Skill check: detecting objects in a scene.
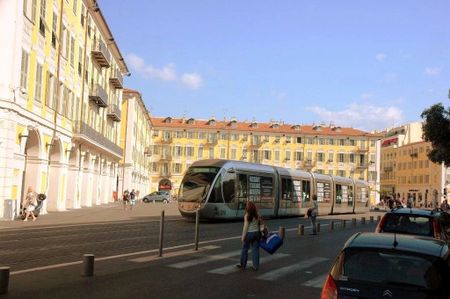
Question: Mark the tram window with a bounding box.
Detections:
[209,175,224,203]
[348,185,353,206]
[302,180,311,202]
[223,172,236,203]
[292,180,302,202]
[336,184,342,204]
[237,174,248,199]
[281,178,293,200]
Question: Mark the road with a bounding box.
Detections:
[0,204,381,299]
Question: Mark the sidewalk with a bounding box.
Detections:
[0,201,181,230]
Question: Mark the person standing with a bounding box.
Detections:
[22,186,37,221]
[310,194,319,235]
[441,199,449,212]
[237,201,261,271]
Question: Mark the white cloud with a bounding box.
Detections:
[271,90,287,102]
[306,102,403,131]
[126,53,204,89]
[424,67,441,76]
[360,93,373,100]
[180,73,203,89]
[376,53,386,62]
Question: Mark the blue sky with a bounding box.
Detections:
[101,0,450,131]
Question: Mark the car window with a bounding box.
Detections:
[382,214,433,236]
[341,249,445,289]
[439,214,450,240]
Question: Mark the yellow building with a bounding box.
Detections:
[149,117,380,203]
[380,122,449,207]
[0,0,128,219]
[119,89,152,198]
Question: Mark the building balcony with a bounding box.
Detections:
[160,154,172,161]
[106,104,121,122]
[357,163,368,169]
[73,121,122,157]
[356,147,368,152]
[304,159,315,168]
[89,84,108,108]
[384,166,393,172]
[109,68,123,89]
[206,138,218,145]
[91,40,111,68]
[157,138,172,144]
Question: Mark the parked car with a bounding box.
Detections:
[375,208,450,243]
[321,232,450,299]
[142,191,171,203]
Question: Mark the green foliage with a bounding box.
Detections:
[421,103,450,166]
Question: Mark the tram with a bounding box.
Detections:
[178,159,370,220]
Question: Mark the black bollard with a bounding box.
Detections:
[298,224,304,235]
[278,226,286,239]
[83,254,94,277]
[159,210,165,257]
[0,267,10,294]
[194,209,200,251]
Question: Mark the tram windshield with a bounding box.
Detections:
[179,167,220,202]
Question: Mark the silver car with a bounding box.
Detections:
[143,191,171,203]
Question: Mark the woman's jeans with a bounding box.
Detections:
[240,231,260,268]
[311,215,317,234]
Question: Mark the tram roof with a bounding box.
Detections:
[190,159,276,173]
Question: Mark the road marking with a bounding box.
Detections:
[256,257,328,281]
[11,261,83,275]
[169,250,241,269]
[208,253,291,275]
[129,245,220,263]
[302,273,328,288]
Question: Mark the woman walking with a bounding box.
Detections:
[237,201,261,271]
[22,186,37,221]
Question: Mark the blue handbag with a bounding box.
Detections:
[259,233,283,254]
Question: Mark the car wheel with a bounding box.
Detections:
[163,199,168,204]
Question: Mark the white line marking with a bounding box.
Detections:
[9,222,329,275]
[169,250,241,269]
[208,253,291,275]
[129,245,220,263]
[302,273,328,288]
[256,257,329,281]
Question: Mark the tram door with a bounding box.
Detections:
[222,171,238,217]
[235,173,248,218]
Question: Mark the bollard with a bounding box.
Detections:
[159,210,165,257]
[377,215,381,222]
[352,218,356,227]
[370,216,374,223]
[83,254,94,277]
[278,226,286,239]
[298,224,304,235]
[342,219,346,228]
[316,223,320,233]
[0,267,10,295]
[194,209,200,251]
[361,217,366,225]
[329,220,334,231]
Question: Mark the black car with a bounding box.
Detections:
[322,232,450,299]
[375,208,450,243]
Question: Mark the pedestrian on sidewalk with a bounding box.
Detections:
[308,194,319,235]
[123,189,130,210]
[237,201,261,271]
[22,186,37,221]
[129,189,136,210]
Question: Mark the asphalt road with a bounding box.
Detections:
[0,210,380,299]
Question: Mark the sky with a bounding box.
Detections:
[100,0,450,132]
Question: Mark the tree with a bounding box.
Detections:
[421,103,450,167]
